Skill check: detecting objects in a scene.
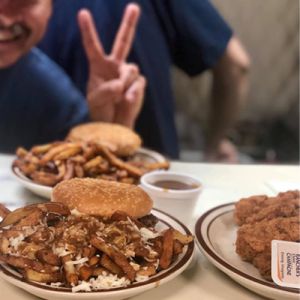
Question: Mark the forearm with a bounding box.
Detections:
[205,37,250,157]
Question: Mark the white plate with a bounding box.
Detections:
[11,148,168,199]
[0,208,194,300]
[12,166,52,198]
[195,203,300,300]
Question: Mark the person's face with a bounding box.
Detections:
[0,0,52,68]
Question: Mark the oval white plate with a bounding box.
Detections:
[11,148,168,199]
[195,203,300,300]
[0,208,194,300]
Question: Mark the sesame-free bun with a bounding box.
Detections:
[51,178,153,218]
[66,122,142,156]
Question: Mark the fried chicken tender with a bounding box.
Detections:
[236,216,300,280]
[234,190,299,225]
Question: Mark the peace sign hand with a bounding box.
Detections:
[78,4,145,127]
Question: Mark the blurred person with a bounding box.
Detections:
[39,0,250,162]
[0,0,145,153]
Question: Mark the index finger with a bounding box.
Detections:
[112,3,141,62]
[78,9,105,65]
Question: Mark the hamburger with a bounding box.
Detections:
[51,178,153,218]
[66,122,142,157]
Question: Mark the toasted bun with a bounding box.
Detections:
[51,178,153,218]
[66,122,142,156]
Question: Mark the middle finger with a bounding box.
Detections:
[111,4,141,62]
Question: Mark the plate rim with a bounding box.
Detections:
[0,208,194,295]
[195,202,300,294]
[11,164,52,191]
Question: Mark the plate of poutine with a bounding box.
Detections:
[0,202,194,300]
[12,141,169,199]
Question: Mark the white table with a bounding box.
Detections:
[0,154,299,300]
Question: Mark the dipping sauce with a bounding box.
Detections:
[152,180,200,190]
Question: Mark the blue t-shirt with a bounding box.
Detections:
[39,0,232,158]
[0,48,89,153]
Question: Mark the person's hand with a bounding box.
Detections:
[78,4,145,128]
[204,138,239,163]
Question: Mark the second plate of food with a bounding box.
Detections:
[12,147,168,199]
[195,203,300,300]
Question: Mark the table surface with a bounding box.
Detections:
[0,154,299,300]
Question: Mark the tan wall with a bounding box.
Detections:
[174,0,299,126]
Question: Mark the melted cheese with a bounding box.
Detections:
[140,227,160,242]
[72,274,130,292]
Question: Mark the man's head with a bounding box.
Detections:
[0,0,52,68]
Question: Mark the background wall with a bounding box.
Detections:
[174,0,299,163]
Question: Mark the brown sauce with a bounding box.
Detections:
[152,180,199,190]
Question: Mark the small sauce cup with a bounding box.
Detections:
[140,171,202,220]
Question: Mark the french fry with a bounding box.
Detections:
[97,174,118,181]
[173,229,194,244]
[133,242,150,257]
[16,147,28,158]
[136,263,156,277]
[24,153,40,164]
[20,243,44,260]
[31,143,53,155]
[79,265,93,281]
[120,177,135,184]
[173,240,184,256]
[144,161,170,171]
[70,155,86,164]
[62,254,79,286]
[74,164,85,178]
[88,255,99,266]
[13,160,37,176]
[15,209,43,227]
[91,236,136,281]
[63,160,75,180]
[97,145,143,177]
[82,144,98,160]
[83,156,103,171]
[37,202,70,216]
[115,170,128,178]
[82,246,96,258]
[27,228,52,244]
[24,269,62,283]
[97,160,110,173]
[100,254,123,276]
[159,229,174,269]
[40,143,77,164]
[0,254,57,273]
[151,236,163,257]
[36,249,61,266]
[0,203,10,218]
[30,171,61,186]
[1,229,24,239]
[0,206,37,228]
[0,238,10,254]
[93,267,108,276]
[54,145,82,161]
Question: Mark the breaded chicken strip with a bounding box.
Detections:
[234,190,299,225]
[236,216,300,280]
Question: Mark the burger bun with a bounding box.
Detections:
[51,178,153,218]
[66,122,142,157]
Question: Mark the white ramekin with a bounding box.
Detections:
[140,170,202,200]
